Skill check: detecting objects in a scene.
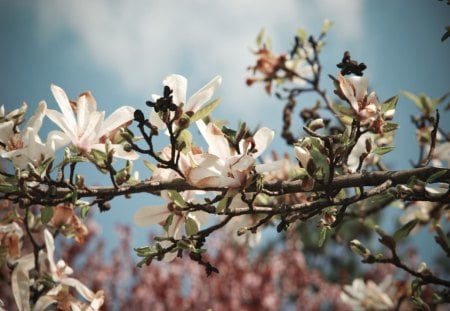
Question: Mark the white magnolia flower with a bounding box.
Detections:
[46,84,138,160]
[149,74,221,129]
[340,276,396,311]
[185,121,280,188]
[11,229,104,311]
[134,190,209,261]
[0,102,65,169]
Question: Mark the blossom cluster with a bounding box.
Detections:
[1,41,449,309]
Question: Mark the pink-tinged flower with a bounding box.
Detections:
[184,121,279,188]
[0,222,23,260]
[10,230,104,311]
[149,74,221,129]
[46,84,138,160]
[134,190,209,261]
[0,102,65,169]
[34,230,104,310]
[340,276,397,310]
[336,73,385,132]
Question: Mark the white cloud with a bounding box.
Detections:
[34,0,364,124]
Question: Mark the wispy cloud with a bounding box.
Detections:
[35,0,364,124]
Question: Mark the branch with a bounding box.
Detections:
[27,166,449,204]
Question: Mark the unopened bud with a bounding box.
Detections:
[308,118,325,131]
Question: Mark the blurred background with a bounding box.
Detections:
[1,0,449,284]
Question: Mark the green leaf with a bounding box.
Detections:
[381,95,398,114]
[189,98,221,124]
[318,227,328,247]
[0,182,17,193]
[80,205,90,219]
[41,206,54,224]
[185,216,199,236]
[162,214,174,233]
[350,239,371,259]
[176,129,193,154]
[167,190,187,208]
[333,103,355,117]
[393,219,419,242]
[402,90,423,110]
[373,145,395,156]
[375,226,396,250]
[321,19,334,34]
[256,28,265,46]
[426,169,448,183]
[143,160,157,172]
[383,122,399,133]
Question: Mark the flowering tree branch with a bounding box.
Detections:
[1,18,449,310]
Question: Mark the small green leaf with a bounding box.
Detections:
[90,149,107,163]
[318,227,328,247]
[143,160,156,172]
[382,122,399,133]
[333,104,356,117]
[402,90,423,110]
[189,98,221,124]
[373,145,395,156]
[375,226,396,250]
[426,169,448,183]
[176,129,192,154]
[393,219,419,242]
[41,206,54,224]
[381,96,398,114]
[0,182,17,193]
[256,28,265,46]
[162,214,174,233]
[167,190,187,208]
[80,205,90,219]
[349,239,371,259]
[185,216,199,236]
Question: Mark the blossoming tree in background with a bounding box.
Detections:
[1,16,449,311]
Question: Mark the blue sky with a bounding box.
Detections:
[1,1,449,259]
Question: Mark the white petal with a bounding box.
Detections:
[46,110,77,143]
[50,84,77,130]
[134,205,170,227]
[251,127,274,158]
[46,130,70,151]
[24,101,46,133]
[61,277,95,301]
[78,111,104,150]
[186,75,222,112]
[101,106,135,135]
[149,109,167,129]
[255,159,284,173]
[0,120,14,143]
[163,74,187,106]
[33,296,57,311]
[44,229,56,274]
[198,121,231,158]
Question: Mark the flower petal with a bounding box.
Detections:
[186,75,222,112]
[50,84,77,130]
[100,106,135,135]
[163,74,187,106]
[134,205,170,227]
[251,127,274,158]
